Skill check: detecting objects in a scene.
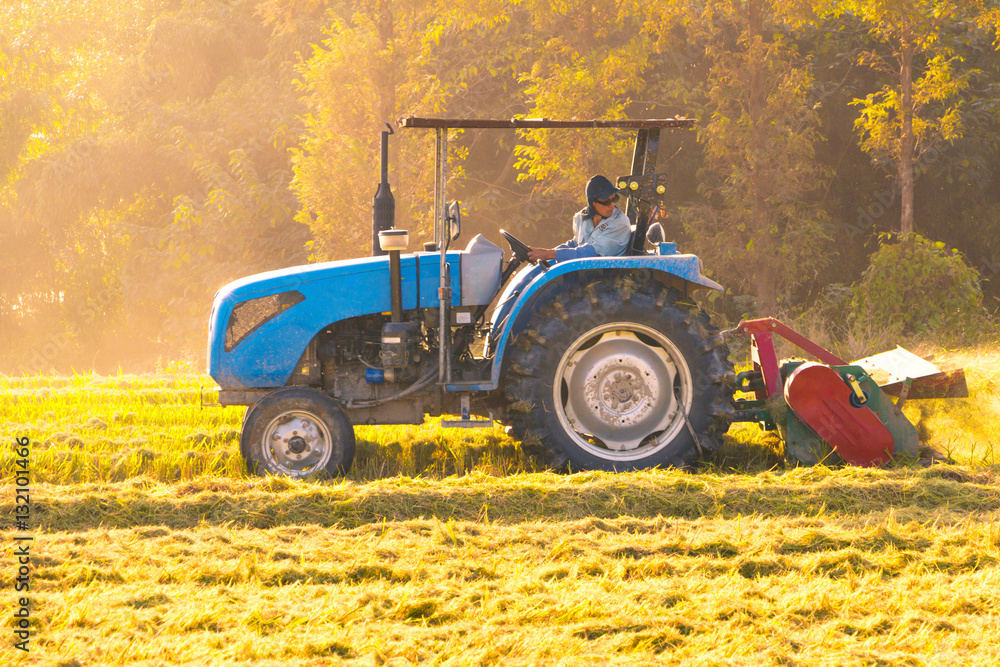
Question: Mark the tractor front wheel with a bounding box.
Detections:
[503,279,734,470]
[241,387,355,478]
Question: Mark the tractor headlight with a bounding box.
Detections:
[224,291,304,352]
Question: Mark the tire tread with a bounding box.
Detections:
[500,278,735,471]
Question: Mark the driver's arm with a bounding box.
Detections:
[527,247,557,262]
[526,209,594,263]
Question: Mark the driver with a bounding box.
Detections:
[527,175,631,263]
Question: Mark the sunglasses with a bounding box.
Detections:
[594,195,619,206]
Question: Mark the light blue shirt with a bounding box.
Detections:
[554,207,631,262]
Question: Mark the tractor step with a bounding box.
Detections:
[440,419,494,428]
[440,393,494,429]
[443,380,494,392]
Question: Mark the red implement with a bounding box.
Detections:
[736,318,848,401]
[784,362,894,467]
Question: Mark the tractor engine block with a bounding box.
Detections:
[380,321,422,368]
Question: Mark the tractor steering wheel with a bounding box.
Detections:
[499,229,550,271]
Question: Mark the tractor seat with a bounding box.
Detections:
[626,215,650,256]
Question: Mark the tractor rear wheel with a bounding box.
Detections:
[241,387,355,478]
[502,279,734,470]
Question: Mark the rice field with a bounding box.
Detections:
[1,348,999,665]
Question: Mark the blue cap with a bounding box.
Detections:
[585,175,622,203]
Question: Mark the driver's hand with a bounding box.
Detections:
[527,247,557,263]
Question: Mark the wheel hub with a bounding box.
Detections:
[558,326,690,455]
[603,370,645,410]
[287,435,308,454]
[263,412,331,472]
[590,363,655,421]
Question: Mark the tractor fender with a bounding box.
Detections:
[488,254,723,388]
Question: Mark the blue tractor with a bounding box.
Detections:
[207,117,736,477]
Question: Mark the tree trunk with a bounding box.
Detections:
[374,0,396,129]
[578,3,594,44]
[746,0,778,311]
[899,26,915,236]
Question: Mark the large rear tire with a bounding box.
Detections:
[502,278,734,470]
[241,387,355,478]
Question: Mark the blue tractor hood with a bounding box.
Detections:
[207,252,463,389]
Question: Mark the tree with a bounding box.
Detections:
[292,0,432,260]
[0,0,174,371]
[292,0,532,259]
[0,0,323,371]
[663,0,831,311]
[514,0,655,198]
[837,0,986,235]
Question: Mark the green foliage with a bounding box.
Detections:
[3,0,1000,373]
[0,0,318,370]
[852,54,973,166]
[292,0,536,259]
[291,1,438,260]
[513,0,652,197]
[852,234,987,339]
[676,0,831,310]
[834,0,990,234]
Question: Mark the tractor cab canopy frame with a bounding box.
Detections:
[395,116,698,386]
[396,115,697,249]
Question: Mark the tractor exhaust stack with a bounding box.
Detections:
[372,123,395,257]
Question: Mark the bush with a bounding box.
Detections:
[851,234,986,340]
[806,283,854,337]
